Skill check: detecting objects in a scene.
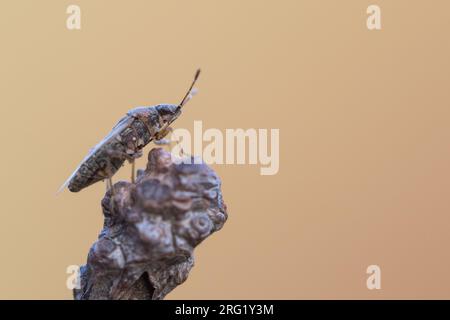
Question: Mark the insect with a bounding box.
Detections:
[59,69,201,193]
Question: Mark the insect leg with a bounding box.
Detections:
[107,176,117,213]
[107,177,115,194]
[101,155,116,195]
[131,160,135,184]
[106,147,142,184]
[155,127,186,157]
[126,149,142,184]
[155,126,173,143]
[154,138,171,145]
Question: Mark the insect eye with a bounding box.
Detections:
[157,105,175,116]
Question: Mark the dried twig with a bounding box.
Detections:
[74,148,228,300]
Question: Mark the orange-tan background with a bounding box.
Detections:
[0,0,449,299]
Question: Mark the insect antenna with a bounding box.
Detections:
[179,68,201,107]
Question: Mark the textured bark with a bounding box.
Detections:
[74,148,228,300]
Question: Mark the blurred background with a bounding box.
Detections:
[0,0,449,299]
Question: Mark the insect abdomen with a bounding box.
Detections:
[65,113,157,192]
[68,143,127,192]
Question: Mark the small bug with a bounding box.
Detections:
[59,69,201,193]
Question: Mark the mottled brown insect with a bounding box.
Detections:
[59,69,201,193]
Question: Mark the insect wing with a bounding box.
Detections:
[57,115,134,193]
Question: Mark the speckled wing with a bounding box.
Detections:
[58,115,135,193]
